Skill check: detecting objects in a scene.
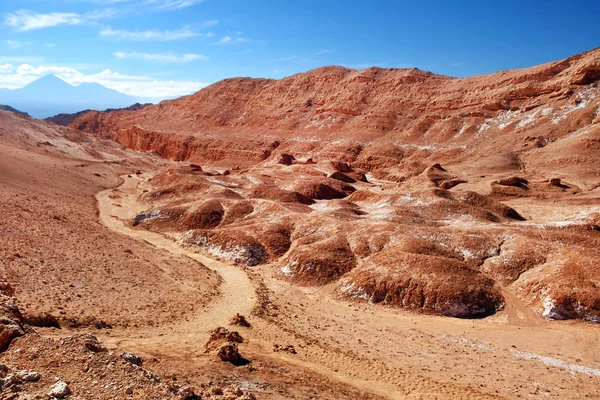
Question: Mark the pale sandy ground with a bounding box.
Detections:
[85,174,600,399]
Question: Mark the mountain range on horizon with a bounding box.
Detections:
[0,75,163,119]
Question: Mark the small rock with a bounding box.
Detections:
[16,370,41,382]
[125,387,134,396]
[48,380,70,399]
[217,342,242,363]
[120,351,143,366]
[84,334,107,352]
[229,313,251,328]
[273,344,297,354]
[2,374,21,387]
[178,386,196,399]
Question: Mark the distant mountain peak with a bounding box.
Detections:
[0,74,152,119]
[32,74,74,86]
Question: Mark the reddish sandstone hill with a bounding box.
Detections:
[67,48,600,323]
[70,47,600,172]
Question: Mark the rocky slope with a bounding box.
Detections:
[71,48,600,170]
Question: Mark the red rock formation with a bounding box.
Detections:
[70,47,600,322]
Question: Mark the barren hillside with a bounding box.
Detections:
[1,48,599,400]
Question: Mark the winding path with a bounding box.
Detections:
[96,175,257,345]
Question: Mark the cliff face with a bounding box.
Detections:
[70,48,600,169]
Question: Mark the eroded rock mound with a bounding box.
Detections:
[328,171,357,183]
[459,191,525,221]
[249,184,314,205]
[515,251,600,323]
[495,177,529,188]
[180,230,268,266]
[280,235,357,285]
[221,200,255,225]
[293,178,355,200]
[229,313,251,328]
[182,200,225,229]
[339,250,504,318]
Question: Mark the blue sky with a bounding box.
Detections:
[1,0,599,98]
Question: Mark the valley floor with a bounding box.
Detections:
[74,174,600,398]
[1,127,599,399]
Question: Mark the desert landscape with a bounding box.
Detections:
[1,44,600,399]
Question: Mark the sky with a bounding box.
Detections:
[1,0,599,99]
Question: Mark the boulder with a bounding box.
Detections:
[217,342,242,363]
[48,380,71,399]
[16,370,41,382]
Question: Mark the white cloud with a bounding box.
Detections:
[0,63,208,97]
[6,40,32,49]
[213,35,249,45]
[5,11,82,31]
[201,20,218,28]
[100,26,200,41]
[145,0,205,10]
[0,56,45,63]
[4,9,115,32]
[0,64,14,74]
[114,51,207,63]
[16,64,85,80]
